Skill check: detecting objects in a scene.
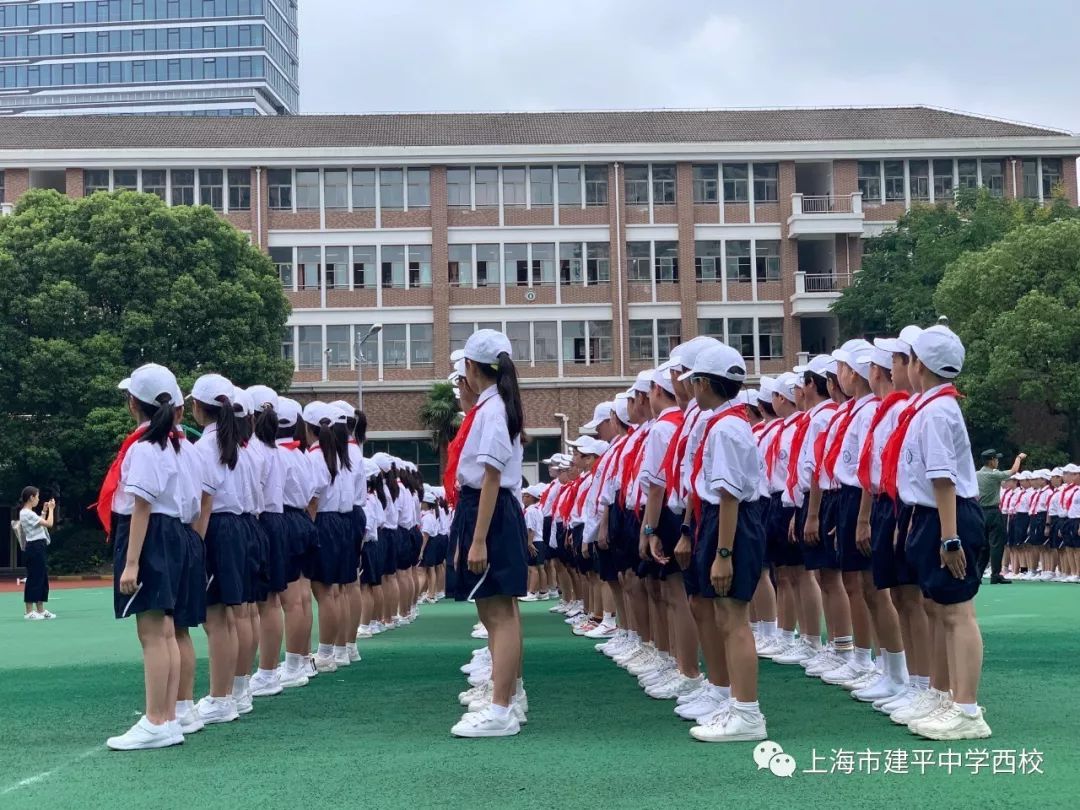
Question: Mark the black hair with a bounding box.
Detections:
[293,419,310,450]
[353,410,368,445]
[134,393,181,452]
[472,353,525,442]
[332,423,353,471]
[703,374,743,402]
[748,404,762,420]
[383,470,400,501]
[313,423,340,482]
[254,406,279,448]
[369,476,387,509]
[236,409,253,444]
[19,486,39,507]
[760,399,777,418]
[825,372,843,395]
[276,424,296,441]
[201,397,240,469]
[803,372,829,398]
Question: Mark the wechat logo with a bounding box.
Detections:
[754,740,796,778]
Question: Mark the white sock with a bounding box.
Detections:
[602,612,614,624]
[285,652,302,670]
[915,675,930,690]
[807,636,823,650]
[489,702,511,718]
[762,620,778,638]
[781,629,796,643]
[955,702,979,717]
[232,676,246,697]
[175,700,191,714]
[751,621,761,635]
[317,643,333,657]
[854,647,872,667]
[257,667,276,678]
[712,684,732,700]
[629,631,640,643]
[346,642,358,654]
[514,678,524,695]
[733,699,760,715]
[885,650,908,683]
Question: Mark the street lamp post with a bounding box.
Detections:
[355,324,382,412]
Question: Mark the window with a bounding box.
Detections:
[281,327,294,365]
[759,318,784,359]
[657,319,681,360]
[884,161,904,202]
[298,247,321,290]
[113,170,138,191]
[588,321,612,363]
[558,166,581,206]
[753,163,778,202]
[560,242,583,284]
[408,245,432,288]
[629,320,654,362]
[475,244,499,286]
[379,168,404,210]
[909,161,929,201]
[693,164,718,203]
[530,167,553,207]
[410,324,433,366]
[325,246,348,290]
[563,321,586,364]
[1022,159,1040,199]
[698,318,724,339]
[197,169,223,210]
[858,161,881,203]
[980,160,1004,197]
[585,165,608,206]
[295,170,319,210]
[506,243,528,286]
[171,169,195,206]
[628,242,651,282]
[502,167,526,207]
[625,164,649,205]
[726,240,752,282]
[142,170,166,200]
[933,159,954,199]
[227,169,250,210]
[695,240,722,282]
[534,322,558,363]
[326,325,350,368]
[475,168,499,207]
[297,326,321,370]
[268,168,291,210]
[85,169,110,195]
[270,246,293,289]
[381,245,406,289]
[450,323,471,355]
[506,322,531,363]
[655,241,678,282]
[1042,158,1062,197]
[354,323,378,365]
[323,169,348,210]
[723,163,748,202]
[755,240,781,282]
[351,169,375,209]
[447,168,471,207]
[586,243,609,284]
[729,318,755,359]
[448,244,473,287]
[532,243,555,285]
[652,164,676,205]
[407,168,430,208]
[352,245,376,289]
[958,159,978,190]
[382,324,407,367]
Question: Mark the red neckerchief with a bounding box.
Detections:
[1034,486,1053,513]
[572,472,594,518]
[557,476,584,522]
[95,426,148,539]
[823,394,880,483]
[633,410,683,513]
[857,390,910,491]
[689,404,749,519]
[880,385,961,501]
[443,395,494,507]
[280,440,302,450]
[1063,484,1079,511]
[539,481,555,507]
[752,422,765,436]
[662,404,702,500]
[813,400,849,481]
[591,431,631,508]
[765,414,799,483]
[619,426,651,502]
[785,402,836,500]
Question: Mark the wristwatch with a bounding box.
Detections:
[941,537,961,552]
[680,524,693,537]
[717,547,732,559]
[643,524,655,537]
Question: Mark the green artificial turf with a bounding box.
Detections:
[0,583,1074,809]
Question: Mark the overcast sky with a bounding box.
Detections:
[298,0,1080,133]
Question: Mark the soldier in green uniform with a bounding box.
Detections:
[976,449,1026,583]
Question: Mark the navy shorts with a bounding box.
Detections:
[907,498,985,605]
[797,497,838,571]
[360,534,383,586]
[694,500,765,602]
[395,527,414,572]
[765,493,801,568]
[410,526,424,568]
[335,508,361,585]
[446,515,459,596]
[422,532,444,567]
[242,514,268,603]
[379,526,398,575]
[453,486,528,602]
[205,512,249,607]
[835,484,872,572]
[1008,513,1029,547]
[1065,518,1080,549]
[594,506,619,582]
[528,540,545,567]
[1027,513,1048,546]
[637,505,682,580]
[311,511,345,586]
[283,506,318,583]
[258,511,289,598]
[571,524,590,575]
[174,526,207,629]
[870,494,912,589]
[554,523,570,565]
[112,513,185,620]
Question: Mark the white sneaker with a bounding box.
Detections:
[638,659,676,687]
[462,654,491,675]
[470,625,489,639]
[40,609,57,619]
[520,592,540,602]
[853,675,905,703]
[333,649,351,667]
[356,625,374,639]
[799,645,833,669]
[596,631,626,653]
[890,688,945,726]
[305,655,320,677]
[466,698,529,725]
[313,653,338,673]
[876,685,919,714]
[467,666,492,687]
[550,600,569,614]
[451,706,521,738]
[370,621,386,634]
[178,705,204,734]
[584,621,617,640]
[195,696,239,725]
[648,674,704,700]
[757,636,788,657]
[24,611,44,621]
[234,687,253,715]
[677,684,707,706]
[459,680,493,707]
[676,693,728,721]
[911,704,992,740]
[820,661,872,686]
[805,651,845,677]
[616,644,650,669]
[626,649,660,677]
[106,716,180,751]
[249,670,283,698]
[772,640,815,665]
[572,619,599,636]
[347,644,361,663]
[564,602,584,619]
[843,669,882,692]
[278,666,310,689]
[690,706,767,742]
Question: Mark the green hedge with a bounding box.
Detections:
[45,525,110,575]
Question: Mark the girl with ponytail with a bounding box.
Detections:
[328,401,364,663]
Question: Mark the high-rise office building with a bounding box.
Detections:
[0,0,298,116]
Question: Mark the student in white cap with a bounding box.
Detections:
[327,400,366,659]
[1062,465,1080,581]
[520,484,547,601]
[566,436,611,635]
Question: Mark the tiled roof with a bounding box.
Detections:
[0,106,1069,150]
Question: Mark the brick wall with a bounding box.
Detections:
[65,168,84,198]
[560,206,608,225]
[1062,157,1079,205]
[676,162,699,338]
[325,211,376,229]
[505,207,553,226]
[833,161,858,196]
[778,161,800,365]
[383,209,432,229]
[448,207,498,227]
[430,166,450,376]
[5,168,29,201]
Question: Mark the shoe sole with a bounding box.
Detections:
[914,727,992,741]
[250,687,283,697]
[201,713,239,725]
[451,726,521,738]
[690,730,768,742]
[107,737,181,751]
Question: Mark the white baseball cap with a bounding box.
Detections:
[583,402,613,432]
[232,387,254,418]
[422,490,438,505]
[464,329,513,365]
[450,349,466,363]
[613,397,632,426]
[189,373,234,407]
[758,376,777,399]
[1062,463,1080,474]
[524,484,547,499]
[861,346,894,371]
[898,325,924,352]
[912,325,964,379]
[302,400,335,427]
[329,399,355,418]
[678,343,747,382]
[652,364,676,396]
[793,354,835,377]
[833,340,874,380]
[668,336,721,371]
[247,385,279,413]
[774,372,798,403]
[372,452,394,473]
[363,458,380,479]
[276,396,302,428]
[632,370,653,394]
[120,363,181,407]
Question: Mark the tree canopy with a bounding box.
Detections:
[0,189,291,518]
[418,381,462,473]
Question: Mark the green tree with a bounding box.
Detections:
[833,189,1078,337]
[418,381,461,474]
[934,217,1080,463]
[0,189,291,522]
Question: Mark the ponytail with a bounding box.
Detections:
[495,352,525,442]
[383,470,400,501]
[369,477,387,509]
[353,410,368,445]
[315,423,340,482]
[332,423,352,471]
[206,396,240,469]
[293,419,310,451]
[255,406,278,448]
[136,393,181,452]
[236,410,253,444]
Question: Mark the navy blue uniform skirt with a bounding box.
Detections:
[452,486,528,602]
[22,539,49,604]
[113,512,186,619]
[694,499,765,602]
[258,511,289,599]
[395,527,414,572]
[907,498,985,605]
[379,527,398,576]
[205,512,249,608]
[283,506,318,583]
[1027,513,1048,546]
[637,505,683,580]
[834,484,872,572]
[175,526,207,628]
[1008,513,1029,547]
[242,513,268,604]
[359,528,384,587]
[870,494,913,590]
[1065,517,1080,549]
[765,493,800,568]
[338,508,362,585]
[409,526,424,569]
[797,495,838,571]
[422,531,445,567]
[311,511,346,586]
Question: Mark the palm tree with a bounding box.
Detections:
[418,381,461,474]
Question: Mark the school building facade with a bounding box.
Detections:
[0,108,1077,479]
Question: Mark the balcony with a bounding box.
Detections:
[787,192,864,237]
[791,270,853,315]
[0,203,12,216]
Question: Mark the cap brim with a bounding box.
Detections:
[117,377,131,391]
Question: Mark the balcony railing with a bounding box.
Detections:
[0,202,12,216]
[791,192,863,216]
[795,271,854,294]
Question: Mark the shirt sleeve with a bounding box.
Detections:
[475,410,513,472]
[640,422,675,488]
[920,409,959,484]
[122,443,168,504]
[708,423,751,500]
[193,439,223,496]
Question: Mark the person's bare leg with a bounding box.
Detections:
[715,600,757,701]
[818,569,851,649]
[750,570,777,633]
[842,570,873,652]
[176,626,196,703]
[204,604,237,697]
[925,601,950,693]
[136,612,178,725]
[692,595,728,687]
[477,596,521,707]
[665,576,701,677]
[257,594,284,671]
[796,567,823,645]
[776,566,798,634]
[311,583,338,646]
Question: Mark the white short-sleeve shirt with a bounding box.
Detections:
[524,503,544,540]
[897,384,978,508]
[639,407,681,490]
[797,400,838,494]
[816,399,852,490]
[694,399,762,505]
[862,394,909,493]
[278,439,315,509]
[457,386,524,490]
[19,508,49,543]
[421,510,439,537]
[307,446,336,513]
[194,425,245,515]
[114,437,183,518]
[834,393,879,489]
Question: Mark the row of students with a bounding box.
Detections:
[999,466,1080,581]
[101,364,435,751]
[544,323,992,742]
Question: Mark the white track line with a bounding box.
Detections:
[1,747,100,796]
